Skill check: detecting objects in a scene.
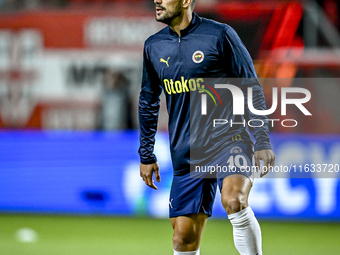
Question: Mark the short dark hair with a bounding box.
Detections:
[191,0,197,9]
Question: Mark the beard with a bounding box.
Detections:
[155,2,182,25]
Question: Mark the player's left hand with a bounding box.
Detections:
[254,149,275,177]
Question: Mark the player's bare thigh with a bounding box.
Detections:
[220,174,252,215]
[171,213,208,252]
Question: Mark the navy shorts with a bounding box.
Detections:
[169,142,254,218]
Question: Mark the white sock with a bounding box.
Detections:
[228,207,262,255]
[173,249,200,255]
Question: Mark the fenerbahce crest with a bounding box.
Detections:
[192,50,204,63]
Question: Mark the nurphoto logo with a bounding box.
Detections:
[200,84,312,128]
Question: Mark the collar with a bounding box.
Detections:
[168,12,201,37]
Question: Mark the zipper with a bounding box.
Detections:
[179,35,182,63]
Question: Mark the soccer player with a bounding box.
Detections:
[139,0,275,254]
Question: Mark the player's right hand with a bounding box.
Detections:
[140,162,161,190]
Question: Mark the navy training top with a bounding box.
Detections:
[138,12,272,175]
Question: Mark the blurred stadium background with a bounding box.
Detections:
[0,0,339,254]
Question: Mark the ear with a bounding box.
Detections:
[182,0,192,9]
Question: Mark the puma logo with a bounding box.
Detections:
[160,57,170,67]
[169,198,174,209]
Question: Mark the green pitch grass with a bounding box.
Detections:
[0,214,339,255]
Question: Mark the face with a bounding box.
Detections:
[154,0,183,25]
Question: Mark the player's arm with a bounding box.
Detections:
[223,26,275,177]
[138,43,162,189]
[244,82,275,177]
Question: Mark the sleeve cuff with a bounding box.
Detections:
[254,143,272,152]
[140,157,157,165]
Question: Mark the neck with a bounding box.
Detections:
[169,11,193,36]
